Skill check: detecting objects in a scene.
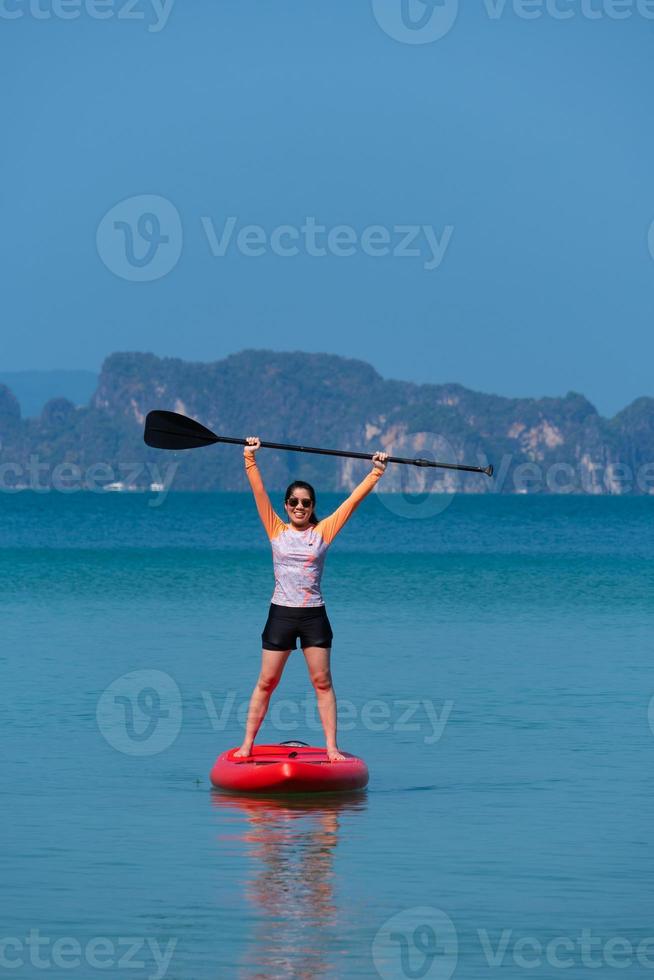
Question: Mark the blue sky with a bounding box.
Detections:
[1,0,653,417]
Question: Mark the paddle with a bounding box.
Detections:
[144,410,494,477]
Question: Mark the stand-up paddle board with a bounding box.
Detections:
[210,741,369,794]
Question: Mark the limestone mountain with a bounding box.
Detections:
[1,351,653,494]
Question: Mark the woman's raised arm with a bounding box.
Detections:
[244,438,286,541]
[317,452,388,545]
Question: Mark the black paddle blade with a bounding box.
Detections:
[144,410,219,450]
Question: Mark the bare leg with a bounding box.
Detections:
[303,646,345,762]
[233,649,292,757]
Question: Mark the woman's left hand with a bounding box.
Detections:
[372,451,388,473]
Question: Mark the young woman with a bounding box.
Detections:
[235,437,388,762]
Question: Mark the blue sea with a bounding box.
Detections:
[2,491,654,979]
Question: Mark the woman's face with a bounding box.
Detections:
[285,488,314,530]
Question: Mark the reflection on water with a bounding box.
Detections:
[211,792,367,978]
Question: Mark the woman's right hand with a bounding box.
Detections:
[244,436,261,457]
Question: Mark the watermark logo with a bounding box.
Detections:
[371,0,459,43]
[97,670,182,756]
[373,907,458,979]
[373,432,470,520]
[96,195,182,282]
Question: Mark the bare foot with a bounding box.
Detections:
[232,745,253,758]
[326,747,346,762]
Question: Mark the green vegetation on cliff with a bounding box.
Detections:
[1,351,653,494]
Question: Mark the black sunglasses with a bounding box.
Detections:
[287,496,313,509]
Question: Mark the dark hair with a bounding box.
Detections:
[284,480,319,525]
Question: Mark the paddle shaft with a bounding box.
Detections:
[213,434,491,476]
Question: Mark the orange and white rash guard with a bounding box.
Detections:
[245,455,382,607]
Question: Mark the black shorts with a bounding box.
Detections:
[261,603,334,651]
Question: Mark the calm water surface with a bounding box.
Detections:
[2,492,654,978]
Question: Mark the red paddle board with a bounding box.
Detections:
[210,743,369,794]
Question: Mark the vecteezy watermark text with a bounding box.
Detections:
[0,0,175,31]
[203,690,453,745]
[477,928,654,970]
[0,457,177,506]
[483,0,654,18]
[0,931,177,979]
[201,216,453,271]
[489,455,654,495]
